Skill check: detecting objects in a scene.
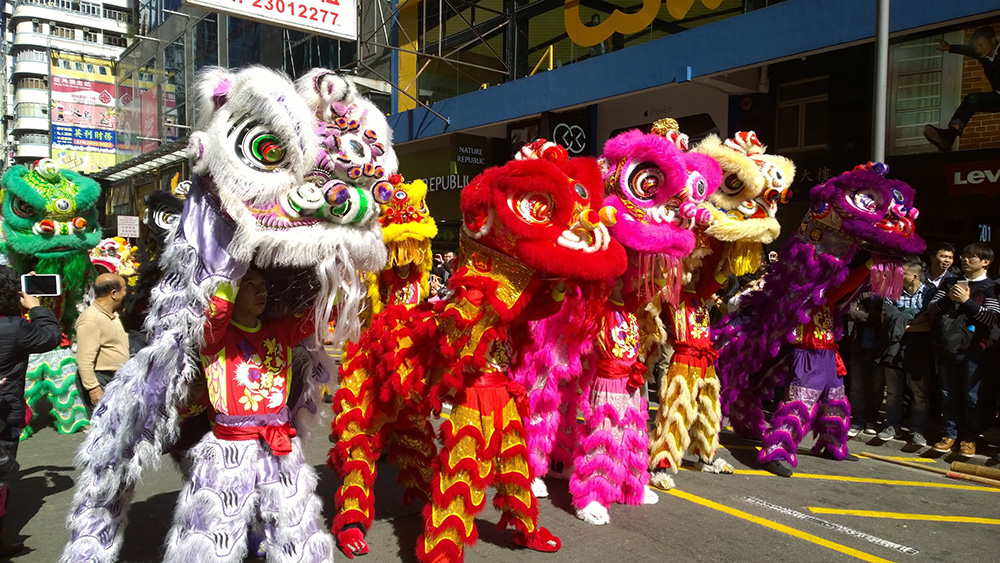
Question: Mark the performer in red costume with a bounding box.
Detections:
[161,267,334,561]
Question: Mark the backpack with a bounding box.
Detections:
[930,280,997,356]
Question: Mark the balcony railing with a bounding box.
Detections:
[14,0,131,26]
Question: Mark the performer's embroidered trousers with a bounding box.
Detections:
[759,348,852,466]
[570,375,650,509]
[163,435,333,563]
[648,356,722,473]
[417,385,538,563]
[331,364,436,534]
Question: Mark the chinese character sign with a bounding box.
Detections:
[50,52,117,173]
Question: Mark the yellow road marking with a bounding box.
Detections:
[733,470,996,492]
[868,455,937,463]
[661,488,894,563]
[806,507,1000,525]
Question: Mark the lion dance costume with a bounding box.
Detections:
[716,162,924,476]
[331,175,438,557]
[61,66,391,563]
[535,123,719,526]
[0,159,100,438]
[331,142,628,561]
[647,131,795,487]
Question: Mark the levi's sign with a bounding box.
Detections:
[944,159,1000,196]
[183,0,356,42]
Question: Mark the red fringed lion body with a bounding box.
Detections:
[330,142,626,561]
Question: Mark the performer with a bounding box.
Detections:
[162,267,332,561]
[331,141,628,562]
[646,131,794,489]
[564,121,719,525]
[62,65,390,563]
[332,176,439,558]
[648,250,733,491]
[714,163,925,479]
[0,159,101,438]
[758,260,872,477]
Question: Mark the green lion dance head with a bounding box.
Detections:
[0,158,101,328]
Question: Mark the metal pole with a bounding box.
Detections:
[873,0,889,162]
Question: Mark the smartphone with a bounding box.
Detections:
[21,274,62,296]
[955,279,970,288]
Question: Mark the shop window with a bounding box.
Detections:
[774,76,829,152]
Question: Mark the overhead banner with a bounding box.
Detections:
[182,0,357,42]
[50,76,116,108]
[50,52,117,173]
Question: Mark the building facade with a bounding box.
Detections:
[3,0,132,170]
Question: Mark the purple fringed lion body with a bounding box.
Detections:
[717,163,925,453]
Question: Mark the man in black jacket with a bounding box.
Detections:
[924,26,1000,151]
[0,266,62,555]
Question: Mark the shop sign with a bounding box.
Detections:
[183,0,357,42]
[944,159,1000,197]
[423,174,472,193]
[117,215,140,238]
[452,134,491,177]
[545,107,591,156]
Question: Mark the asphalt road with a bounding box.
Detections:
[6,410,1000,562]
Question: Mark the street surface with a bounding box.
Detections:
[6,407,1000,562]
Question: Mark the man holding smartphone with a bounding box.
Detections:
[0,266,62,555]
[75,274,129,412]
[928,243,999,457]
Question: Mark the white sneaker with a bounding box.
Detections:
[531,477,549,498]
[642,487,659,505]
[575,501,610,525]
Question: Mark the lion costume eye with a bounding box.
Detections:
[509,192,553,225]
[625,161,663,201]
[848,189,881,214]
[11,195,35,219]
[231,115,289,171]
[721,174,744,196]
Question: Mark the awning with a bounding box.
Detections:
[92,139,190,182]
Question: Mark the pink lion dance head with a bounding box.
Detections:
[600,118,722,302]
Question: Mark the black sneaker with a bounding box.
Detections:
[923,124,958,151]
[863,423,877,436]
[763,460,793,478]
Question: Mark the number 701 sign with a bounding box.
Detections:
[183,0,357,42]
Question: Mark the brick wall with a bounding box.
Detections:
[957,23,1000,150]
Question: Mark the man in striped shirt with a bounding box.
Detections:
[928,242,999,457]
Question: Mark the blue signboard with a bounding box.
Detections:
[51,124,117,152]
